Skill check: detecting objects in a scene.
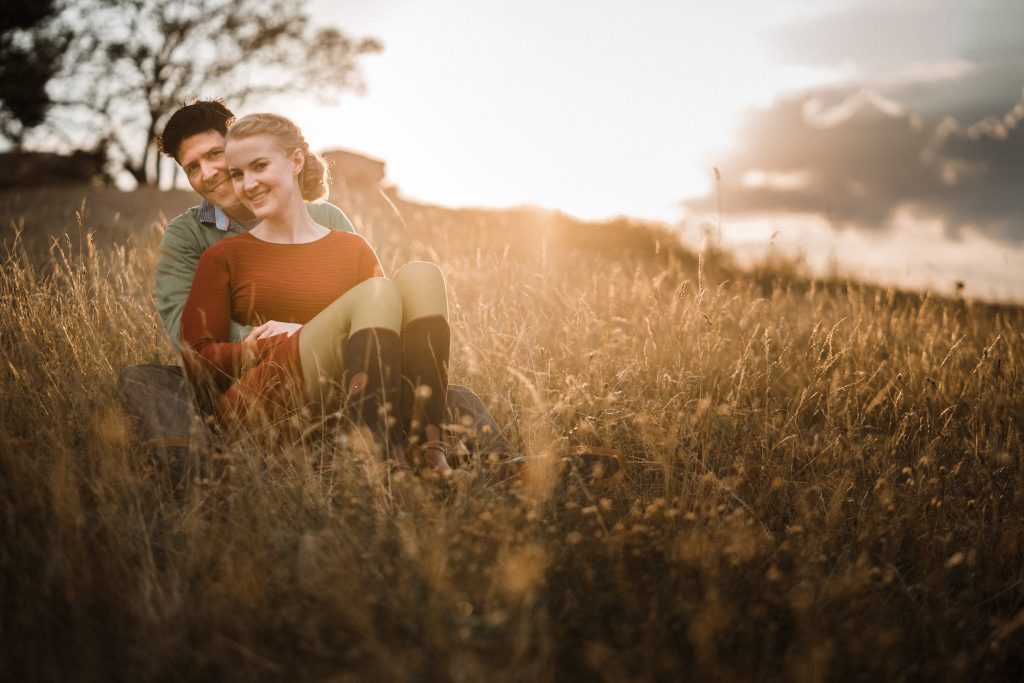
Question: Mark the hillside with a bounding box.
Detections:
[1,185,1022,681]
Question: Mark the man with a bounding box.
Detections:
[154,99,355,351]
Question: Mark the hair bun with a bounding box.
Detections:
[300,150,330,202]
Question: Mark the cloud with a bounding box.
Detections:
[765,0,1024,72]
[685,7,1024,243]
[764,4,949,73]
[933,94,1024,240]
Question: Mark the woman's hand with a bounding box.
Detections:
[245,320,302,341]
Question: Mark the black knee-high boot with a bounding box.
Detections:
[343,328,403,452]
[400,315,450,447]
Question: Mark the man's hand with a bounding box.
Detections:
[245,320,302,341]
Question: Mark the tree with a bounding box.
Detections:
[49,0,382,185]
[0,0,71,148]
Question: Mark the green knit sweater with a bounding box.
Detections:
[155,201,356,351]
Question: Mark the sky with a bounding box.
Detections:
[291,0,841,219]
[235,1,1024,300]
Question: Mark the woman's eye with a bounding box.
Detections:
[229,171,241,180]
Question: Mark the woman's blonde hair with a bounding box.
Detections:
[226,113,330,202]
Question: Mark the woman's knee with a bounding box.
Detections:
[393,261,444,292]
[392,262,447,322]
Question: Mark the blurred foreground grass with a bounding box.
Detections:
[1,185,1022,681]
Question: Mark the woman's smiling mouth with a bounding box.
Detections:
[247,189,269,204]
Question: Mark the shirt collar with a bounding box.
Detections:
[197,198,255,233]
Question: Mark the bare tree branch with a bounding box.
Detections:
[41,0,381,183]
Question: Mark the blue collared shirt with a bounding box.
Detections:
[196,199,259,233]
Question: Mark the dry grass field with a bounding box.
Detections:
[1,184,1022,681]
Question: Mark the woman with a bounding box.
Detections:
[180,113,452,475]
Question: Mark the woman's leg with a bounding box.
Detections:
[392,261,449,325]
[298,277,403,445]
[391,262,451,471]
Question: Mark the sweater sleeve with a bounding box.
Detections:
[359,235,383,280]
[155,214,204,353]
[155,212,253,352]
[180,247,243,387]
[179,247,285,390]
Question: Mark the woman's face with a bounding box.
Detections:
[225,134,304,219]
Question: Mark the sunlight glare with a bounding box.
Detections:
[291,0,830,222]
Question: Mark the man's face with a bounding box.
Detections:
[177,130,238,209]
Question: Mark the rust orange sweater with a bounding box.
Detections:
[180,230,381,421]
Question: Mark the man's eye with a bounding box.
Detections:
[185,165,199,177]
[209,150,222,158]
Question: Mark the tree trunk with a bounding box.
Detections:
[125,162,148,186]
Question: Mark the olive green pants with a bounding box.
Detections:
[298,261,449,412]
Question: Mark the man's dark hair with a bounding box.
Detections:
[157,99,235,162]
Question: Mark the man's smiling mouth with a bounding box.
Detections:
[206,178,230,194]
